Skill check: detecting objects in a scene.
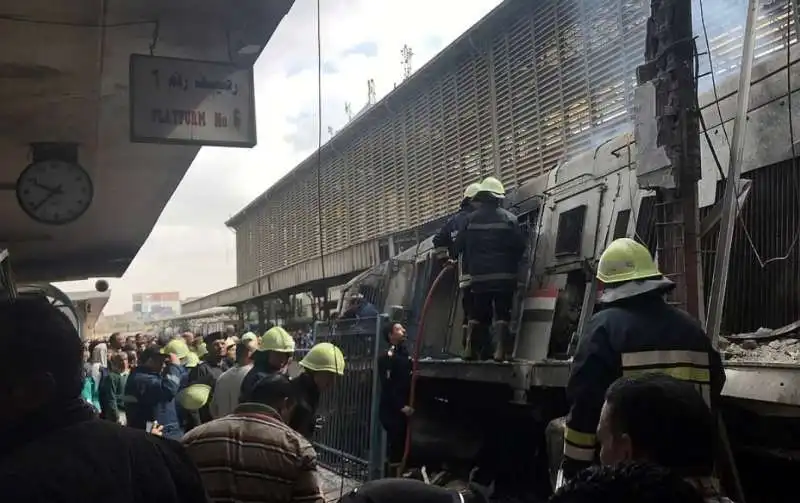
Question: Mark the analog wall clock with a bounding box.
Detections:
[15,159,94,225]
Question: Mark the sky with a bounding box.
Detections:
[56,0,504,315]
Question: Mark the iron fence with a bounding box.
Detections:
[310,316,386,482]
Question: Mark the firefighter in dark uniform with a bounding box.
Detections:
[239,326,296,402]
[433,182,481,353]
[454,176,526,361]
[560,238,726,481]
[289,342,346,438]
[377,321,413,472]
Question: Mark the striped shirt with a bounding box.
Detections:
[181,402,324,503]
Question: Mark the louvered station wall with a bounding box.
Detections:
[234,0,791,286]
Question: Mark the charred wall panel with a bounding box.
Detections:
[701,159,800,334]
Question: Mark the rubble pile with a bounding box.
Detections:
[721,334,800,364]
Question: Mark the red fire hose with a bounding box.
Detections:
[397,262,455,476]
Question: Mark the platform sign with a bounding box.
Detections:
[129,54,256,148]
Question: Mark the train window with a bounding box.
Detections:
[613,210,631,239]
[378,241,390,262]
[636,196,658,251]
[555,205,587,257]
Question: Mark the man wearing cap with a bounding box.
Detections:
[182,373,325,503]
[124,345,186,440]
[240,326,296,403]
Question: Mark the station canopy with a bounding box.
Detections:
[0,0,293,282]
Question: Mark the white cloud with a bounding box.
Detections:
[56,0,502,314]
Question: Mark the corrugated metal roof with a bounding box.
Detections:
[230,0,795,288]
[225,0,523,230]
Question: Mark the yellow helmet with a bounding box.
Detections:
[479,176,506,198]
[177,384,211,411]
[241,331,258,344]
[183,352,200,368]
[161,339,190,360]
[596,238,661,284]
[195,341,208,358]
[259,326,295,353]
[463,182,482,200]
[299,342,345,375]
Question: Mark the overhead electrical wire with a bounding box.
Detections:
[315,0,327,285]
[697,0,732,148]
[696,0,800,268]
[314,0,348,494]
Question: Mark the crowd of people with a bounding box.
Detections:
[0,231,739,502]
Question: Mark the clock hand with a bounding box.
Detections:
[32,179,58,193]
[31,184,63,211]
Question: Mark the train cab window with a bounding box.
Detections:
[613,209,631,239]
[555,205,587,257]
[636,196,658,251]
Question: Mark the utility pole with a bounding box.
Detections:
[344,102,352,121]
[634,4,752,501]
[634,0,702,319]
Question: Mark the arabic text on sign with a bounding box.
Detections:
[151,70,240,96]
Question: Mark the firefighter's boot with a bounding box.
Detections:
[492,322,513,362]
[463,322,479,360]
[476,324,494,361]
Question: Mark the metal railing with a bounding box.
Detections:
[310,315,386,482]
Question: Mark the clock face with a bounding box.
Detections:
[16,160,94,225]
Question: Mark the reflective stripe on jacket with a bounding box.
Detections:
[562,294,725,478]
[453,205,525,292]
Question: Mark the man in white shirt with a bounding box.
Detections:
[209,339,257,418]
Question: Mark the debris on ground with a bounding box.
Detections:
[318,466,359,502]
[721,319,800,364]
[722,335,800,364]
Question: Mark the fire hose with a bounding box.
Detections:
[397,262,455,476]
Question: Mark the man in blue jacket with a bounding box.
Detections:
[124,346,185,440]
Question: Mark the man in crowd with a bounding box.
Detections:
[596,374,734,502]
[378,322,413,473]
[0,296,208,502]
[184,332,232,428]
[240,326,296,401]
[562,238,725,479]
[210,339,257,418]
[99,351,130,425]
[109,332,125,354]
[182,373,324,503]
[340,292,379,320]
[289,342,346,438]
[551,462,705,503]
[124,346,185,440]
